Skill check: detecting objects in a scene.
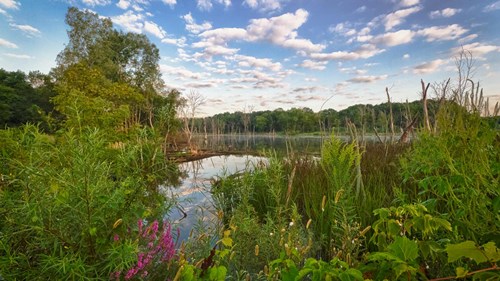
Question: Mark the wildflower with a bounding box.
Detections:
[125,268,137,280]
[270,232,274,236]
[289,221,294,227]
[113,234,120,242]
[138,219,143,235]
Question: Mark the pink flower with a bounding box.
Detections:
[113,234,120,242]
[138,219,143,235]
[125,268,137,280]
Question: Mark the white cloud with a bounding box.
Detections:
[458,34,478,44]
[355,6,367,13]
[81,0,111,7]
[195,9,324,56]
[182,13,212,34]
[162,0,176,7]
[198,28,247,43]
[429,8,461,19]
[144,20,166,39]
[483,1,500,12]
[245,9,325,52]
[298,59,328,70]
[384,5,422,31]
[0,38,18,48]
[395,0,419,8]
[0,0,20,9]
[116,0,130,9]
[329,22,356,37]
[451,42,500,57]
[244,0,282,12]
[417,24,468,42]
[4,52,32,59]
[233,54,282,71]
[347,74,388,83]
[217,0,231,8]
[160,64,207,80]
[111,10,144,33]
[413,59,445,74]
[403,53,410,59]
[161,36,186,47]
[310,44,384,61]
[9,23,41,37]
[203,45,240,57]
[197,0,212,11]
[372,29,414,46]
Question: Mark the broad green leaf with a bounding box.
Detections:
[456,267,468,278]
[221,237,232,247]
[339,269,364,281]
[388,236,419,262]
[482,242,500,262]
[181,265,195,281]
[446,241,487,264]
[209,266,227,281]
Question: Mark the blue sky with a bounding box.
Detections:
[1,0,499,116]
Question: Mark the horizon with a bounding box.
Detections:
[0,0,499,117]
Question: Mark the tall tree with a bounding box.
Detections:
[54,7,170,130]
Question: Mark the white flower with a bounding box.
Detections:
[289,221,294,227]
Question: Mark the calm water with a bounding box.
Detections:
[165,155,266,241]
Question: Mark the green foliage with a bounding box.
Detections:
[446,241,499,264]
[0,69,57,129]
[53,62,143,132]
[268,256,363,281]
[367,236,421,280]
[400,100,499,243]
[0,125,178,279]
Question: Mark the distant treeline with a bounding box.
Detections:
[1,66,437,135]
[190,100,441,135]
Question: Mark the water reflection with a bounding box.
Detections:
[166,155,266,241]
[193,134,327,155]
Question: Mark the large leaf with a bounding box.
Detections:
[446,241,487,264]
[388,236,419,262]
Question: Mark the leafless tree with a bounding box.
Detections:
[242,105,254,135]
[179,90,206,148]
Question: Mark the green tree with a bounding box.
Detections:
[55,7,170,130]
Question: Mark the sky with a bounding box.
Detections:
[0,0,499,116]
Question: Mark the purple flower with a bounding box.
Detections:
[138,219,143,235]
[113,234,120,242]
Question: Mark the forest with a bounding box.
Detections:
[1,7,499,281]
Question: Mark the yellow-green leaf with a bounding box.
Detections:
[455,267,468,278]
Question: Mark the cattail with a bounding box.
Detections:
[359,226,371,237]
[306,219,312,229]
[113,218,122,229]
[335,189,344,203]
[255,244,260,256]
[321,195,326,211]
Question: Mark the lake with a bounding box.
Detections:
[166,154,267,241]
